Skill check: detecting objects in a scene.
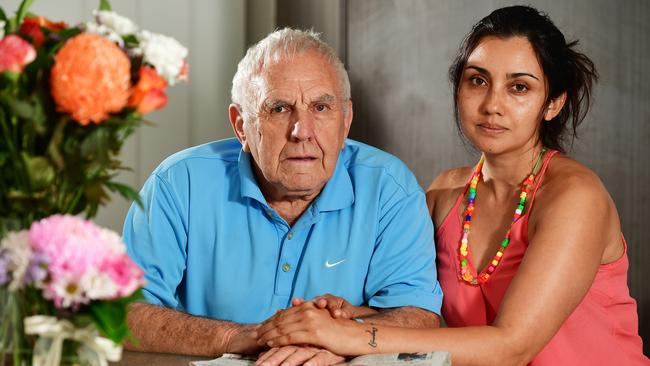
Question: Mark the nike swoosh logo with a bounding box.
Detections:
[325,259,346,268]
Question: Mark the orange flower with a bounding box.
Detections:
[30,16,68,31]
[128,66,168,114]
[50,33,131,125]
[178,60,189,82]
[0,35,36,73]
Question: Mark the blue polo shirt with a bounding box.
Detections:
[123,138,443,324]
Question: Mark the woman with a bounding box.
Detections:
[255,6,649,366]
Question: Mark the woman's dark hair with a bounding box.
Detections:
[449,5,599,153]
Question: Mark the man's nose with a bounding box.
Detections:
[290,112,315,141]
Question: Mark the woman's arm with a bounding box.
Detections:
[258,170,618,366]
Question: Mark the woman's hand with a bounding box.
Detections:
[257,301,364,356]
[291,294,378,319]
[255,346,345,366]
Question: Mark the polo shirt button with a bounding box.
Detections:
[287,232,293,240]
[282,263,291,272]
[266,210,273,217]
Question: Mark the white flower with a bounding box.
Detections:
[98,228,126,255]
[93,10,138,35]
[137,30,188,85]
[80,268,119,300]
[48,274,89,308]
[0,230,32,291]
[84,21,124,47]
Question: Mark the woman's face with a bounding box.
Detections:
[457,36,561,155]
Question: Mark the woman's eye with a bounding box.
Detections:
[512,83,528,93]
[470,76,486,86]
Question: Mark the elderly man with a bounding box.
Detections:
[123,28,443,361]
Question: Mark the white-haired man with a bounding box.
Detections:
[123,28,443,362]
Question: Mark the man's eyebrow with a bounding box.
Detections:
[466,65,539,80]
[309,94,336,103]
[262,99,291,109]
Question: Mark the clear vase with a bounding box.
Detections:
[0,289,30,366]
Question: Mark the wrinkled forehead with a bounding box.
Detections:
[247,52,341,107]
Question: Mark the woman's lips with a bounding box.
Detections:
[477,123,508,134]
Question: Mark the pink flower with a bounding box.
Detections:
[0,35,37,73]
[100,254,144,298]
[29,215,104,281]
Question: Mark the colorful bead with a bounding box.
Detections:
[457,149,546,285]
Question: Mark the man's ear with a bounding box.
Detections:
[229,104,249,152]
[543,92,567,121]
[341,100,353,149]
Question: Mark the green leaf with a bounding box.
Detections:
[14,0,34,30]
[89,291,143,343]
[47,117,68,169]
[0,7,7,23]
[105,181,142,208]
[21,152,55,191]
[4,98,35,120]
[80,127,111,165]
[99,0,112,11]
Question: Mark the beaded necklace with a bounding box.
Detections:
[459,148,546,285]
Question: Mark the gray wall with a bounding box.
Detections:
[278,0,650,354]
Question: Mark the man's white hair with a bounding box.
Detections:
[231,28,351,118]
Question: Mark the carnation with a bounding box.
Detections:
[93,10,138,35]
[84,21,124,46]
[137,30,188,84]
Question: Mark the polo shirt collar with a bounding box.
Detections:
[238,149,355,212]
[314,152,354,212]
[238,150,268,205]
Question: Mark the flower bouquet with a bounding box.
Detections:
[0,0,188,234]
[0,0,188,364]
[0,215,145,365]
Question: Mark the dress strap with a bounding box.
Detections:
[526,150,559,212]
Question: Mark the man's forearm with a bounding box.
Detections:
[126,302,260,356]
[357,306,440,328]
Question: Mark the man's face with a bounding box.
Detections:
[232,51,352,200]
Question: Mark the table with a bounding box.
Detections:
[111,351,210,366]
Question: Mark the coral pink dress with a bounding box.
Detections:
[435,151,649,365]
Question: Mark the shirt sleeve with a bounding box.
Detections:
[123,173,188,309]
[365,188,443,315]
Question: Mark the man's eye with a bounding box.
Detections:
[315,104,329,112]
[271,105,287,113]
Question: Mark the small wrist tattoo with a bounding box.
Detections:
[366,326,378,348]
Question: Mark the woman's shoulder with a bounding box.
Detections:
[532,153,623,263]
[535,154,619,230]
[541,154,609,198]
[426,166,474,225]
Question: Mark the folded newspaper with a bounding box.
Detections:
[190,352,451,366]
